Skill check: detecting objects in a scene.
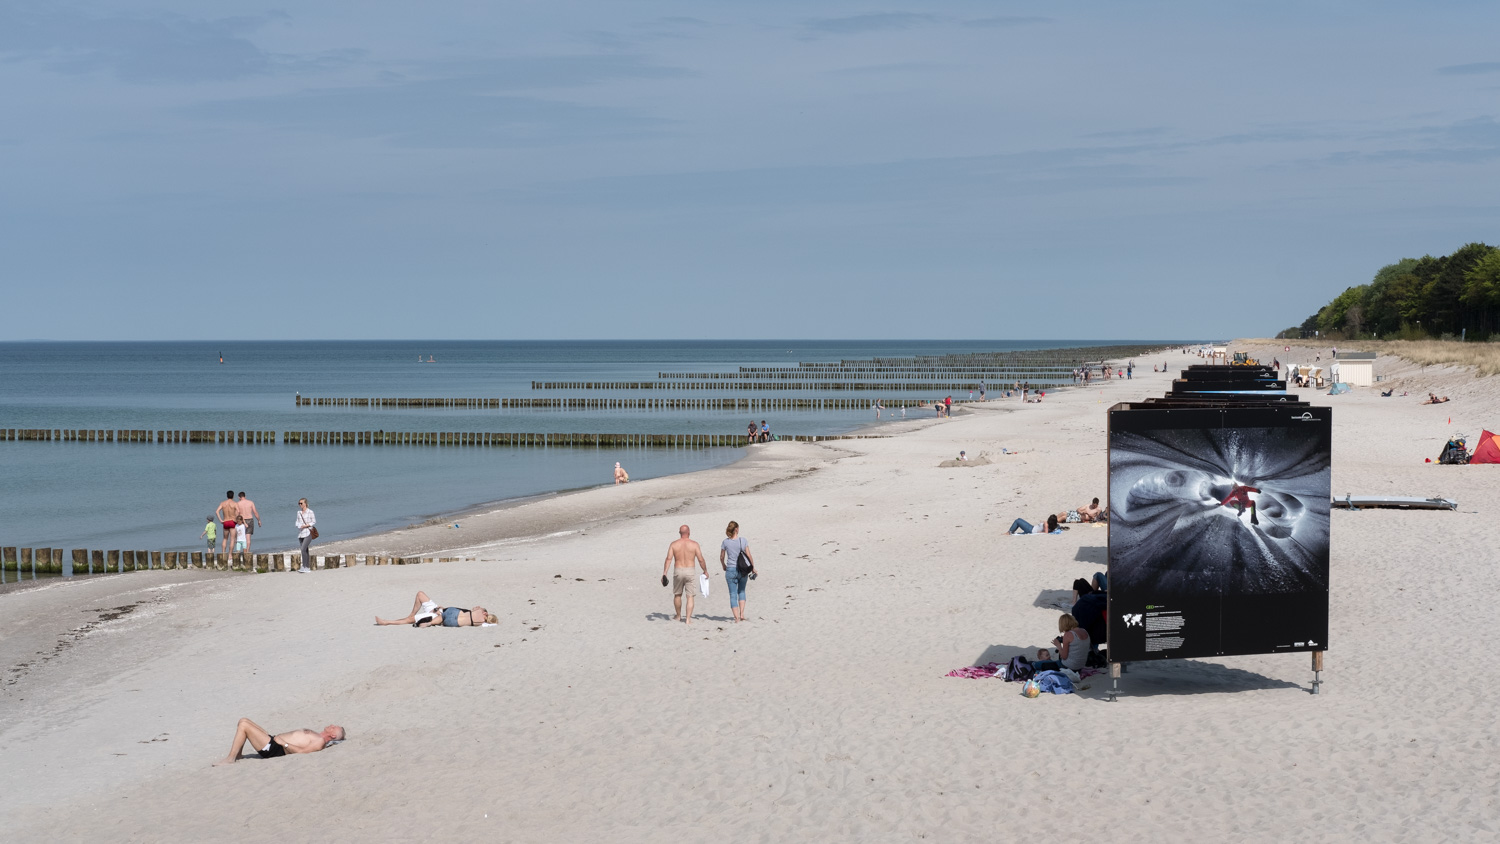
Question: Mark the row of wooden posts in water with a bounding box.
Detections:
[3,429,275,443]
[529,380,1064,391]
[2,429,885,447]
[295,396,947,410]
[654,368,1080,379]
[0,546,472,578]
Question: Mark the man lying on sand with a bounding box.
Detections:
[1423,393,1451,404]
[214,718,344,766]
[375,590,497,627]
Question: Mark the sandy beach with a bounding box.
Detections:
[5,344,1500,842]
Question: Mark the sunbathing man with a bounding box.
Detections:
[375,590,497,627]
[1220,484,1261,525]
[214,717,344,766]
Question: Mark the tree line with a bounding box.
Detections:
[1278,242,1500,341]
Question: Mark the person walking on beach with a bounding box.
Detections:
[662,525,708,625]
[719,520,757,623]
[236,491,262,552]
[201,516,216,552]
[214,491,238,556]
[614,462,630,484]
[294,498,316,572]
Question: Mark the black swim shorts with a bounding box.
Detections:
[257,739,287,759]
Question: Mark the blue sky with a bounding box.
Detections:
[2,1,1497,340]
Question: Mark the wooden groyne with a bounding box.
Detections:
[0,545,475,581]
[4,430,886,448]
[281,431,883,447]
[659,368,1078,379]
[2,429,276,443]
[528,380,1063,391]
[294,397,943,410]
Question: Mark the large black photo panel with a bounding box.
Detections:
[1107,406,1331,662]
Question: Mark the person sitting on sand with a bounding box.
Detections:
[614,462,630,484]
[1070,578,1108,649]
[1031,614,1090,674]
[375,591,497,627]
[1423,393,1450,405]
[214,717,344,766]
[1381,389,1394,397]
[1007,514,1062,535]
[957,450,968,461]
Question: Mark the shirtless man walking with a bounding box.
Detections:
[236,491,262,552]
[662,524,709,625]
[214,491,239,556]
[214,717,344,766]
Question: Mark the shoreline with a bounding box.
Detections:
[16,345,1498,839]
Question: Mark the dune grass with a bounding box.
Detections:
[1238,339,1500,376]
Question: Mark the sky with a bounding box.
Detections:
[2,0,1498,340]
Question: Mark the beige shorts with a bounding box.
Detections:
[672,570,697,597]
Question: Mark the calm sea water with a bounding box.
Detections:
[0,340,1167,553]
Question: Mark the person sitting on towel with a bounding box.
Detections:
[1032,614,1090,673]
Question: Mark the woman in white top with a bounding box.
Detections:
[294,498,316,573]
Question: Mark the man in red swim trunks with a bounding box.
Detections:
[1220,484,1260,525]
[214,491,239,555]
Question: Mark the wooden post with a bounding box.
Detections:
[1312,651,1324,695]
[151,551,163,569]
[2,547,15,574]
[72,549,86,577]
[1107,662,1122,703]
[91,549,102,574]
[35,547,50,574]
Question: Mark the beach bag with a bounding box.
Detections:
[698,572,711,598]
[307,526,319,540]
[733,538,753,575]
[1021,678,1043,698]
[1005,655,1034,683]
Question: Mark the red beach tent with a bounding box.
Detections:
[1471,430,1500,464]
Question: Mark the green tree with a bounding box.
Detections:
[1316,285,1369,336]
[1464,249,1500,335]
[1365,258,1418,336]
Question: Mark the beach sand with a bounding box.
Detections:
[4,347,1499,842]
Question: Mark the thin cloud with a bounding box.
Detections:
[805,13,939,36]
[0,6,286,83]
[1437,62,1500,75]
[963,16,1051,28]
[182,73,674,148]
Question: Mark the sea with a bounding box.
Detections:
[0,340,1171,556]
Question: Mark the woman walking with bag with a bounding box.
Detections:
[294,498,317,573]
[719,520,756,623]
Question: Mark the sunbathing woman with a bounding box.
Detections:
[1423,393,1450,404]
[375,590,497,627]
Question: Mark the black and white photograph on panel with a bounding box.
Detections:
[1107,406,1331,661]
